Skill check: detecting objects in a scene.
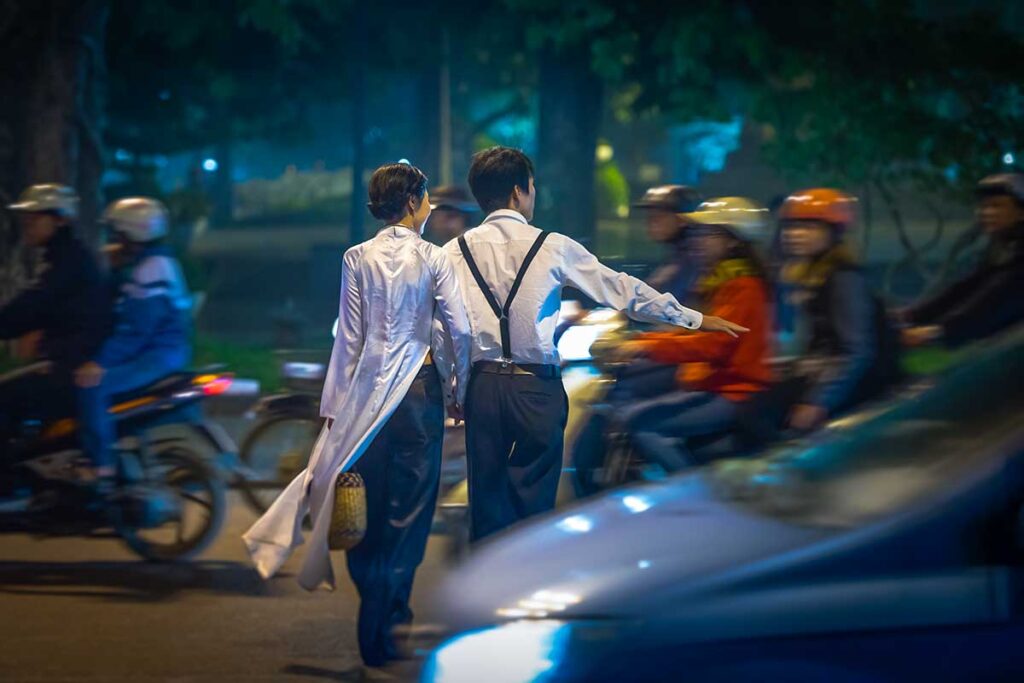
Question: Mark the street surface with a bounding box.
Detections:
[0,407,439,682]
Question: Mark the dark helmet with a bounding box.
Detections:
[632,185,703,214]
[430,185,477,213]
[976,173,1024,205]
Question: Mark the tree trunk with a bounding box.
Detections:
[415,49,441,183]
[348,2,369,245]
[18,0,109,246]
[536,44,601,243]
[213,137,234,225]
[0,0,107,299]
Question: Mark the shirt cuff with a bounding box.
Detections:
[671,307,703,330]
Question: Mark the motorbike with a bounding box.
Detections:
[0,363,234,561]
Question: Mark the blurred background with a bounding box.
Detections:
[0,0,1021,381]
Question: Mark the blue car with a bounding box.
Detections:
[419,325,1024,682]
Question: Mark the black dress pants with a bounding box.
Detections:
[344,364,444,666]
[465,368,568,542]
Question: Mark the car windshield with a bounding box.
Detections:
[708,325,1024,528]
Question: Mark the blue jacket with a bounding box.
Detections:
[97,246,192,370]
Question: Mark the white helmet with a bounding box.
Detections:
[103,197,169,243]
[7,183,79,219]
[683,196,769,243]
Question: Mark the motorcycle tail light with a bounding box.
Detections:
[195,374,233,396]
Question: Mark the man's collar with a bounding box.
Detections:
[483,209,529,225]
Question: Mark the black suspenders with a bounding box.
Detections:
[458,230,551,363]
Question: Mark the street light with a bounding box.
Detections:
[203,158,219,172]
[1004,152,1015,166]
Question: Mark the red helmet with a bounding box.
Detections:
[779,188,857,229]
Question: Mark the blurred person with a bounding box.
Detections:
[244,163,472,668]
[633,184,703,306]
[447,146,747,541]
[902,173,1024,348]
[778,188,901,432]
[617,197,774,472]
[0,184,111,473]
[428,185,477,244]
[73,198,192,486]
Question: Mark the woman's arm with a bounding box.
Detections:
[320,249,365,419]
[431,249,473,407]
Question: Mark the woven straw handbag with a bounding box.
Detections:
[328,471,367,551]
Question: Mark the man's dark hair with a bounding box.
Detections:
[367,162,428,221]
[467,146,534,215]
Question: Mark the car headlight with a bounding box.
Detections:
[421,620,571,683]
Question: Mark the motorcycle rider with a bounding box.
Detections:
[778,188,901,432]
[902,173,1024,347]
[428,185,477,244]
[632,184,704,306]
[0,184,111,443]
[74,197,192,484]
[617,197,774,471]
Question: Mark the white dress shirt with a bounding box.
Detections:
[444,209,703,365]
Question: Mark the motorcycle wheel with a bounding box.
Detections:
[239,413,321,514]
[116,446,226,562]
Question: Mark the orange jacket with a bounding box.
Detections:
[634,276,773,401]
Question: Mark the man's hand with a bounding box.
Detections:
[788,403,828,432]
[699,316,750,338]
[14,331,42,361]
[902,325,942,348]
[447,403,464,426]
[75,362,105,388]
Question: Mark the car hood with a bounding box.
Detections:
[430,474,829,632]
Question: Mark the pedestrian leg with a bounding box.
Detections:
[465,371,517,541]
[344,424,392,667]
[505,374,568,522]
[378,366,444,658]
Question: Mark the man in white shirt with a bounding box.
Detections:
[446,146,747,541]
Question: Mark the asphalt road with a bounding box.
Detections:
[0,405,446,683]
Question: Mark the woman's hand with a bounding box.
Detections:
[75,362,105,388]
[788,403,828,432]
[447,403,464,426]
[14,331,42,361]
[902,325,942,348]
[699,315,750,338]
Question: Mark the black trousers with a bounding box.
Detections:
[571,361,679,492]
[344,364,444,667]
[465,368,568,541]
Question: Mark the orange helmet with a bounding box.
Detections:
[779,188,857,229]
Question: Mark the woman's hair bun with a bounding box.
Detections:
[367,163,428,222]
[367,199,404,220]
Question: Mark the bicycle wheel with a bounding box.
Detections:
[239,413,321,513]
